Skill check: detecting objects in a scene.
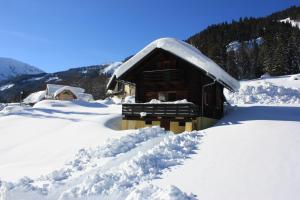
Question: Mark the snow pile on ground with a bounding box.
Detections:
[0,104,26,115]
[123,96,135,103]
[96,97,123,105]
[289,74,300,80]
[0,103,6,111]
[225,79,300,104]
[126,184,196,200]
[23,90,46,104]
[0,127,199,199]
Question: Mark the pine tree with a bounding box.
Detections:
[252,40,262,77]
[236,42,251,79]
[226,51,239,78]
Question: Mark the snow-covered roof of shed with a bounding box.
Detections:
[46,84,85,97]
[53,86,80,98]
[111,38,239,91]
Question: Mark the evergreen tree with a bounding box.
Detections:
[226,51,239,78]
[236,42,251,79]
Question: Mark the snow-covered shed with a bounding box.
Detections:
[53,86,79,100]
[46,84,85,99]
[107,38,239,133]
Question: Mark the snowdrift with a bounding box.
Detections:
[225,75,300,104]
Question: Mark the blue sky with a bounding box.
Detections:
[0,0,299,72]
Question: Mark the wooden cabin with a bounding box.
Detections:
[107,38,239,133]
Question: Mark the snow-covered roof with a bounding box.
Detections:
[46,84,85,98]
[53,86,80,98]
[109,38,239,91]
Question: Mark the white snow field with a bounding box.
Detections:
[0,74,300,199]
[0,100,124,181]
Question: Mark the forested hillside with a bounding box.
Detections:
[187,6,300,79]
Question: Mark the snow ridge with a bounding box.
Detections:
[61,130,200,199]
[225,80,300,104]
[0,57,44,80]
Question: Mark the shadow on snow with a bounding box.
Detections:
[218,105,300,126]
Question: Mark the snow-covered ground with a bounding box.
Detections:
[0,74,300,199]
[0,100,123,181]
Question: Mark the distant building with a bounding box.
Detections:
[53,86,78,101]
[23,84,93,105]
[107,38,239,133]
[46,84,85,99]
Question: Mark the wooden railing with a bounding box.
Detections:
[122,103,200,118]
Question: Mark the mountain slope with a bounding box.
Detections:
[187,6,300,79]
[0,62,124,102]
[0,57,44,80]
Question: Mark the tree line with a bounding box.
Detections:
[187,6,300,79]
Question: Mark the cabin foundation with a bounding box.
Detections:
[121,117,217,133]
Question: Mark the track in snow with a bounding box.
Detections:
[0,127,200,200]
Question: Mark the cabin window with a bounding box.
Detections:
[179,121,185,126]
[145,120,152,125]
